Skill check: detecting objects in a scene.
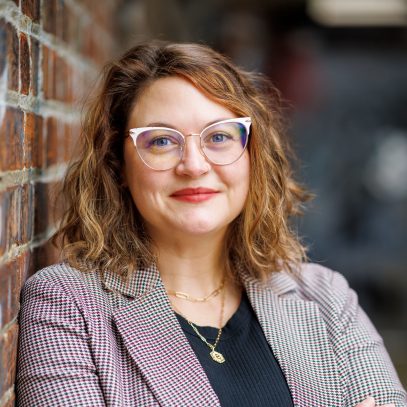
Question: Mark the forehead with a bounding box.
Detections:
[127,76,236,130]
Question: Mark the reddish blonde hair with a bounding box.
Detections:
[54,41,311,281]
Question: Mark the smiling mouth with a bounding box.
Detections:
[170,188,219,203]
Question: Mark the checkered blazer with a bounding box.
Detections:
[16,262,406,406]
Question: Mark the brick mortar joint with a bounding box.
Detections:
[0,163,68,192]
[0,225,58,267]
[2,90,82,121]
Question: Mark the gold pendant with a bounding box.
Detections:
[210,350,225,363]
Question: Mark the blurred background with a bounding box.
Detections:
[0,0,406,403]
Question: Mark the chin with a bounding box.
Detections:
[176,218,226,236]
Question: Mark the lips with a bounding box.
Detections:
[170,187,219,203]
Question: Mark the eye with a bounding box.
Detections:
[151,137,175,147]
[206,132,232,144]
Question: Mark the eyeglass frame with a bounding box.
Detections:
[126,117,252,171]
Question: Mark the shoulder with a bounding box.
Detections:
[290,263,361,333]
[294,262,351,298]
[27,262,87,282]
[21,262,105,305]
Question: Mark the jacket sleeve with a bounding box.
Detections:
[328,270,407,407]
[16,275,106,407]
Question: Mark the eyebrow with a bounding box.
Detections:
[145,118,231,130]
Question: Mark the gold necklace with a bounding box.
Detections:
[167,279,225,302]
[172,283,226,363]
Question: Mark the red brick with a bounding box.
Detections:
[6,23,19,91]
[42,0,56,35]
[55,54,67,101]
[63,123,71,161]
[29,36,39,96]
[65,123,81,162]
[55,0,66,41]
[20,184,34,244]
[0,253,29,330]
[23,112,34,168]
[21,0,40,23]
[41,45,48,97]
[8,186,22,247]
[45,116,58,166]
[24,112,44,168]
[19,33,30,95]
[63,121,80,161]
[0,107,24,171]
[0,324,18,398]
[0,187,17,255]
[0,185,34,259]
[34,182,48,237]
[65,63,73,103]
[0,189,11,257]
[68,8,81,53]
[62,3,73,44]
[34,182,59,237]
[41,45,54,99]
[10,185,32,246]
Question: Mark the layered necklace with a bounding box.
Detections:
[168,278,226,363]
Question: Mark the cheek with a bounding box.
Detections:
[232,153,250,190]
[218,154,250,198]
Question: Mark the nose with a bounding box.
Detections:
[175,134,211,177]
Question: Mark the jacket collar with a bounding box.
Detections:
[102,262,297,298]
[107,264,343,406]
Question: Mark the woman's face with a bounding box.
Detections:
[123,76,250,241]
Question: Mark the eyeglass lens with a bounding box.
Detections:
[135,121,248,170]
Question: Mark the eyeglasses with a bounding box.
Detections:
[127,117,251,171]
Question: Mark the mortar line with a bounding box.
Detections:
[0,226,58,267]
[0,90,82,121]
[1,90,82,121]
[0,163,68,191]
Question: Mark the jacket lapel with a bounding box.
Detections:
[241,270,343,407]
[105,265,221,406]
[104,265,343,406]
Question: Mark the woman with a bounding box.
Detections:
[16,41,406,406]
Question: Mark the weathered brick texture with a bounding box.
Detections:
[0,0,124,404]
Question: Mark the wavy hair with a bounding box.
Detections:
[53,40,312,282]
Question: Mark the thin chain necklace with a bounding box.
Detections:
[172,283,226,363]
[167,279,225,302]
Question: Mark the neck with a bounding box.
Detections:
[150,229,227,296]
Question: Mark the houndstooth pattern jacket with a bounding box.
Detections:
[16,262,406,406]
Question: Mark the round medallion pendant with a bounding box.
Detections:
[210,350,225,363]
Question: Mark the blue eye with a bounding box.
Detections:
[151,137,173,147]
[210,133,230,143]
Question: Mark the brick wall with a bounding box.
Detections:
[0,1,123,405]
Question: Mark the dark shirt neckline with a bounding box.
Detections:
[175,290,251,341]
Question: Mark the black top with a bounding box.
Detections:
[175,291,294,407]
